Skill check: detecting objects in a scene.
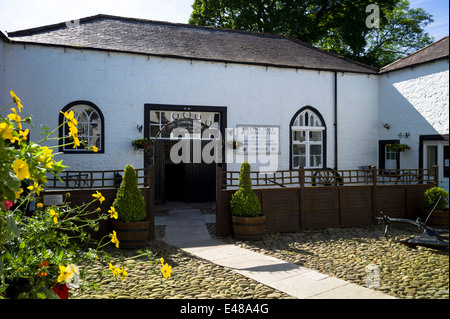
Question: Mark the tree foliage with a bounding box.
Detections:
[189,0,435,68]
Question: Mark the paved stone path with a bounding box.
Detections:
[162,209,395,299]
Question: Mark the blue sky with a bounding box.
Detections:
[0,0,448,40]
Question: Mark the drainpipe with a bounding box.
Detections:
[334,72,338,170]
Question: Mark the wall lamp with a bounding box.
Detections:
[137,125,143,133]
[383,123,390,129]
[398,132,410,138]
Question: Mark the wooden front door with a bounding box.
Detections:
[144,104,226,204]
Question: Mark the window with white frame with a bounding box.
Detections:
[59,101,104,153]
[291,108,325,168]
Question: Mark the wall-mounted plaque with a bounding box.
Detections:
[43,194,64,206]
[236,125,280,155]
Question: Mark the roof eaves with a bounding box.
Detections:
[0,30,9,42]
[6,13,378,74]
[284,36,378,73]
[379,36,449,73]
[7,38,379,75]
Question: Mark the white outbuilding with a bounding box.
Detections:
[0,15,448,202]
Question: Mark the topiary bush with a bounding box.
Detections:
[230,162,261,217]
[112,164,147,222]
[424,186,449,210]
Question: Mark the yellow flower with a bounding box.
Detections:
[17,129,29,143]
[109,263,117,277]
[161,263,172,279]
[57,265,73,283]
[28,182,44,196]
[109,263,127,280]
[49,209,58,224]
[68,126,80,148]
[13,159,30,180]
[38,146,53,163]
[37,202,44,208]
[57,264,78,283]
[0,122,15,142]
[91,146,98,152]
[14,188,24,199]
[61,110,78,128]
[115,266,128,281]
[10,91,23,112]
[8,108,22,130]
[160,258,164,265]
[92,191,105,204]
[110,231,119,248]
[108,206,118,219]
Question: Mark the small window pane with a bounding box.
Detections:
[77,111,88,123]
[293,131,306,142]
[151,125,160,137]
[293,144,305,156]
[161,112,169,124]
[309,131,322,142]
[293,156,306,168]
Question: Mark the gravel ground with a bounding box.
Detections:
[71,211,448,300]
[70,239,293,299]
[210,222,449,300]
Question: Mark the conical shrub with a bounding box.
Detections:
[230,162,261,217]
[112,164,147,222]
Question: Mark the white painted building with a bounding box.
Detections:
[379,37,449,190]
[0,15,448,201]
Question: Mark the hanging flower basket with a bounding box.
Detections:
[386,143,410,153]
[131,138,153,152]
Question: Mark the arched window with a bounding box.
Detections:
[290,107,326,169]
[59,101,104,153]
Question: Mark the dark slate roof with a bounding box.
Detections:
[0,30,8,41]
[380,36,449,73]
[6,14,377,74]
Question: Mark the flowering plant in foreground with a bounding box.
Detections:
[0,92,170,298]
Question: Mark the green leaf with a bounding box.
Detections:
[0,257,4,280]
[7,214,20,239]
[4,170,21,192]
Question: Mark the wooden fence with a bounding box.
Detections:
[42,168,155,240]
[216,166,438,236]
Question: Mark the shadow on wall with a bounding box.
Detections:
[379,63,448,168]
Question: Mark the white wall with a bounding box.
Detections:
[1,42,379,173]
[0,40,5,107]
[379,59,449,168]
[337,72,379,169]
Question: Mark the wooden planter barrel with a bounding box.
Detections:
[231,215,266,241]
[421,208,449,229]
[112,220,150,249]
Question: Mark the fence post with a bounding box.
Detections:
[298,166,305,228]
[216,165,224,236]
[147,167,155,240]
[371,165,378,217]
[432,165,439,187]
[299,166,305,188]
